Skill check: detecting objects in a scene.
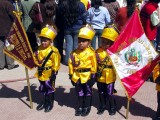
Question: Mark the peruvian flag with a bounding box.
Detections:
[107,9,159,98]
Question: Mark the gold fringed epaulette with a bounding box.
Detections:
[51,46,58,53]
[89,46,95,52]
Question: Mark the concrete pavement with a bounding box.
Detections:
[0,61,158,120]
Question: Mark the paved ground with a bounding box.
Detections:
[0,61,158,120]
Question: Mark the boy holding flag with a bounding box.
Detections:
[96,24,119,115]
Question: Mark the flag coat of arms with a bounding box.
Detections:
[107,9,159,98]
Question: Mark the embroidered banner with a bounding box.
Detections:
[4,13,35,69]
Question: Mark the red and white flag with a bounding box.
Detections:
[107,9,159,98]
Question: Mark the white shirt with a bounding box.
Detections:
[117,0,126,8]
[150,3,160,26]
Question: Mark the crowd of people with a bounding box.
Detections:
[0,0,160,119]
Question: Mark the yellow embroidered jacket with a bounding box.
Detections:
[34,45,61,81]
[96,47,116,84]
[68,47,97,84]
[153,64,160,91]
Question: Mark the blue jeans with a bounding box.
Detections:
[64,30,79,65]
[156,27,160,51]
[152,40,157,49]
[157,27,160,44]
[91,29,103,49]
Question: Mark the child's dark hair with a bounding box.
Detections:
[91,0,102,9]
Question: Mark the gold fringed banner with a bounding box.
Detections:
[4,13,35,70]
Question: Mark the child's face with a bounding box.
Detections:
[100,38,114,50]
[78,38,90,50]
[40,37,52,49]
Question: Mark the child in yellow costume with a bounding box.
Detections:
[153,63,160,120]
[68,25,97,116]
[96,24,119,115]
[34,25,61,112]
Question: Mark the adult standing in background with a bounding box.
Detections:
[20,0,39,52]
[140,0,160,47]
[140,0,160,84]
[0,0,19,70]
[115,0,136,32]
[86,0,111,49]
[54,0,66,62]
[58,0,87,65]
[102,0,120,23]
[29,0,57,34]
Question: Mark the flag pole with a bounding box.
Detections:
[115,75,131,119]
[25,67,33,109]
[15,0,33,109]
[15,0,22,17]
[126,98,131,119]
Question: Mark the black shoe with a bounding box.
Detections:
[62,60,68,66]
[113,89,117,95]
[75,108,83,116]
[97,106,105,115]
[8,64,19,70]
[81,107,91,117]
[0,68,4,70]
[44,104,53,112]
[109,108,116,116]
[153,117,160,120]
[147,73,154,82]
[36,103,45,111]
[63,63,68,66]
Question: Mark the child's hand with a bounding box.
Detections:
[50,75,56,82]
[71,80,76,86]
[69,74,72,80]
[155,76,160,84]
[87,74,96,87]
[69,74,76,86]
[50,71,57,81]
